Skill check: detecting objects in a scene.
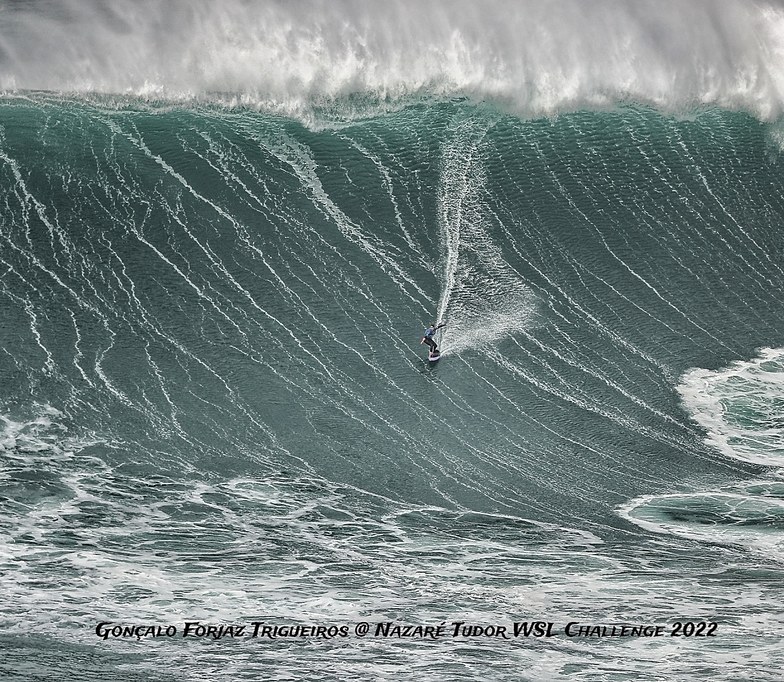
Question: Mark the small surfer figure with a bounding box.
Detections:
[421,322,446,355]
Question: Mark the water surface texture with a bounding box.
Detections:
[1,1,784,680]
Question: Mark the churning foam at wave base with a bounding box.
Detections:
[678,347,784,467]
[3,0,784,121]
[0,405,66,454]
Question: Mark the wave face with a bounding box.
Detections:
[3,93,784,680]
[3,0,784,120]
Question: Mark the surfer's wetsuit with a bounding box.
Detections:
[422,322,445,354]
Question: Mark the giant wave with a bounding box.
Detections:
[2,3,784,681]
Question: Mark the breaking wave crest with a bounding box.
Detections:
[3,0,784,124]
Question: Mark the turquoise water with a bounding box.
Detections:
[2,95,783,681]
[3,2,784,680]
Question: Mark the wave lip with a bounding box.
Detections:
[3,0,784,121]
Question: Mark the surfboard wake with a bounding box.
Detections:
[435,115,535,356]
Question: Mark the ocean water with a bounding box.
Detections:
[2,1,784,680]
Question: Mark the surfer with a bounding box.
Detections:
[421,322,446,355]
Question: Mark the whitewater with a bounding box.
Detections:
[1,1,784,680]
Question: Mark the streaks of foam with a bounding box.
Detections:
[620,489,784,559]
[679,347,784,467]
[78,108,550,508]
[435,114,535,356]
[258,127,432,309]
[621,349,784,557]
[534,135,739,356]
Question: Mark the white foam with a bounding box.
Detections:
[435,116,535,355]
[678,347,784,466]
[619,488,784,561]
[2,0,784,122]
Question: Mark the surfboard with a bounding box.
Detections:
[428,352,441,362]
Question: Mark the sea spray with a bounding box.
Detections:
[435,113,535,354]
[2,0,784,122]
